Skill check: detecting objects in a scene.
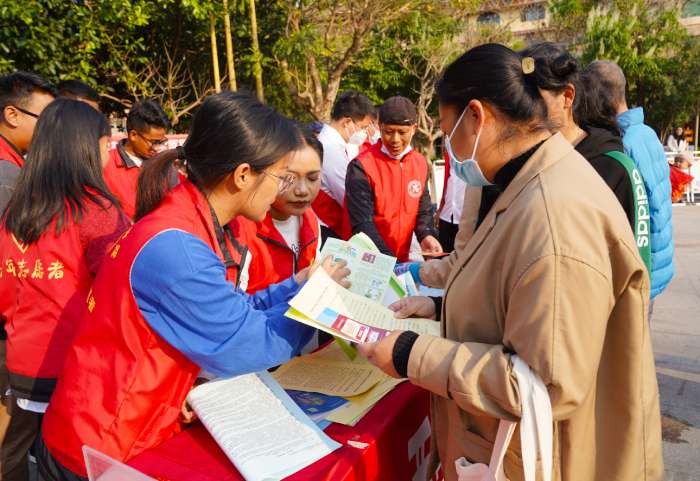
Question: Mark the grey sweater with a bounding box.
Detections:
[0,159,20,216]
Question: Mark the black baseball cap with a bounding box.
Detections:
[379,96,416,126]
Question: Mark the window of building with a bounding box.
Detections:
[477,12,500,25]
[521,5,545,22]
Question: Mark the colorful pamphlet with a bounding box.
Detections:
[319,237,395,304]
[285,390,350,424]
[286,269,440,349]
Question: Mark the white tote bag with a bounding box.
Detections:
[454,355,553,481]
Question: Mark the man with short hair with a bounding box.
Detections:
[0,72,57,215]
[345,96,441,262]
[56,80,101,111]
[584,60,674,311]
[104,99,172,220]
[0,70,56,481]
[313,90,375,242]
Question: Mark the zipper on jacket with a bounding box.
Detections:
[257,234,318,274]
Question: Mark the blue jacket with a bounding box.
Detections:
[618,107,674,298]
[131,229,315,377]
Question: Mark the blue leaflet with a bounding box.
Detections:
[285,390,350,423]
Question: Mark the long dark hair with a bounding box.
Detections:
[292,120,324,162]
[135,90,304,222]
[3,99,117,244]
[435,44,550,137]
[520,42,623,137]
[673,127,685,141]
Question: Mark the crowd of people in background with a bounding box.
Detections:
[0,41,678,481]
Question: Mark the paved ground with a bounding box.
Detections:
[653,205,700,480]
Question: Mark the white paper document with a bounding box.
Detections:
[288,269,440,340]
[186,371,341,481]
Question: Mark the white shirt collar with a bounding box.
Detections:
[318,124,347,148]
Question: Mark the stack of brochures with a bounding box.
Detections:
[272,341,406,427]
[276,234,441,427]
[324,374,405,426]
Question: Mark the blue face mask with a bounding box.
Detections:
[445,107,493,187]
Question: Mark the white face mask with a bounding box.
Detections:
[445,107,493,187]
[368,121,381,144]
[345,121,367,146]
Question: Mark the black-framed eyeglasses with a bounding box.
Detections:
[15,107,39,119]
[263,171,294,194]
[135,131,168,149]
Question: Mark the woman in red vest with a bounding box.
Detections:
[36,91,350,481]
[231,121,323,294]
[0,99,130,435]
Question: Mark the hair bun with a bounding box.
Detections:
[548,54,579,79]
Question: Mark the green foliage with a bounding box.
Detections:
[581,1,686,90]
[550,0,700,137]
[0,0,160,87]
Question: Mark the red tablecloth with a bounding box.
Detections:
[127,382,444,481]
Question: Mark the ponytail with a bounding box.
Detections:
[134,149,180,222]
[134,90,301,222]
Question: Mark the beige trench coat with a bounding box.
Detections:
[407,134,664,481]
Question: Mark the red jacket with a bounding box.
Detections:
[358,138,374,155]
[0,134,24,168]
[0,135,25,338]
[0,199,111,401]
[346,143,428,263]
[230,210,319,294]
[311,190,345,238]
[41,181,245,477]
[103,140,141,220]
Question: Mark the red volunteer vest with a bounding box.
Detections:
[311,189,345,237]
[348,143,428,263]
[0,203,100,401]
[0,134,24,169]
[0,135,25,335]
[229,210,319,294]
[41,181,245,477]
[103,142,141,220]
[358,138,374,155]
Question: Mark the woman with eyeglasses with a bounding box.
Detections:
[103,99,174,220]
[36,91,351,481]
[230,120,327,296]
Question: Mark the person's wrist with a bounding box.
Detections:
[429,296,442,322]
[392,331,420,379]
